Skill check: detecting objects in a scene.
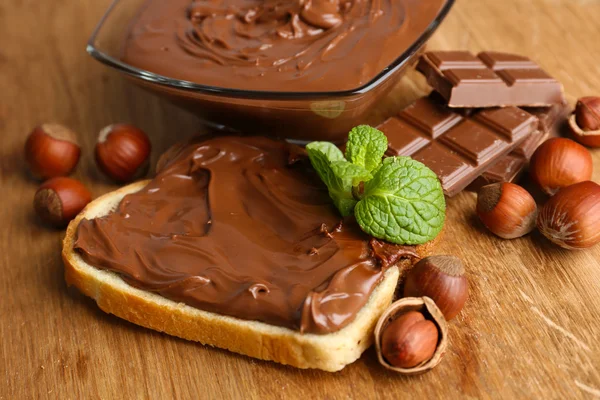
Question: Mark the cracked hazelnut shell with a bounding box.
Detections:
[569,96,600,148]
[375,297,448,375]
[380,311,438,369]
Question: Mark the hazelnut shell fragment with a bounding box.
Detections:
[374,297,448,375]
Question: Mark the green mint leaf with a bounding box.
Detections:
[328,161,371,215]
[344,125,388,172]
[306,142,345,164]
[305,141,345,191]
[330,161,372,187]
[354,156,446,245]
[306,142,371,216]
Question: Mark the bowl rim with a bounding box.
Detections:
[87,0,455,100]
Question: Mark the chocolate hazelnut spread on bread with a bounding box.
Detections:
[74,136,419,334]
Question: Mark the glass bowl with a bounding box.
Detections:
[87,0,455,142]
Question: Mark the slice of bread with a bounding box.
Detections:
[62,181,438,372]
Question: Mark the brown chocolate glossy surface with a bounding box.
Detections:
[122,0,448,92]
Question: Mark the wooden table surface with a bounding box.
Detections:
[2,0,600,398]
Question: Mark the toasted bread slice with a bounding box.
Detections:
[62,181,438,371]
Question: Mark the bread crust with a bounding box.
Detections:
[62,181,438,371]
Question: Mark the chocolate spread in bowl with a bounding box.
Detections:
[122,0,448,92]
[74,136,419,334]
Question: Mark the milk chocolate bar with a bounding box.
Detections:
[417,51,564,108]
[378,95,537,196]
[468,102,568,190]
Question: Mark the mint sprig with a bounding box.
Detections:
[306,126,445,245]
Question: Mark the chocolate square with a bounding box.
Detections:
[399,96,463,138]
[379,118,430,156]
[417,51,564,107]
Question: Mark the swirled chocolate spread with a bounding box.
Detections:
[74,136,419,334]
[122,0,448,91]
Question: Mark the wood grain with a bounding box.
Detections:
[1,0,600,398]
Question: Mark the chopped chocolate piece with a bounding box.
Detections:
[417,51,564,108]
[379,95,537,196]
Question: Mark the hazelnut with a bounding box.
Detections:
[381,311,438,369]
[403,255,468,320]
[24,124,81,180]
[95,124,151,183]
[34,177,91,227]
[476,182,538,239]
[575,97,600,132]
[529,138,593,196]
[537,181,600,250]
[568,97,600,148]
[374,297,448,375]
